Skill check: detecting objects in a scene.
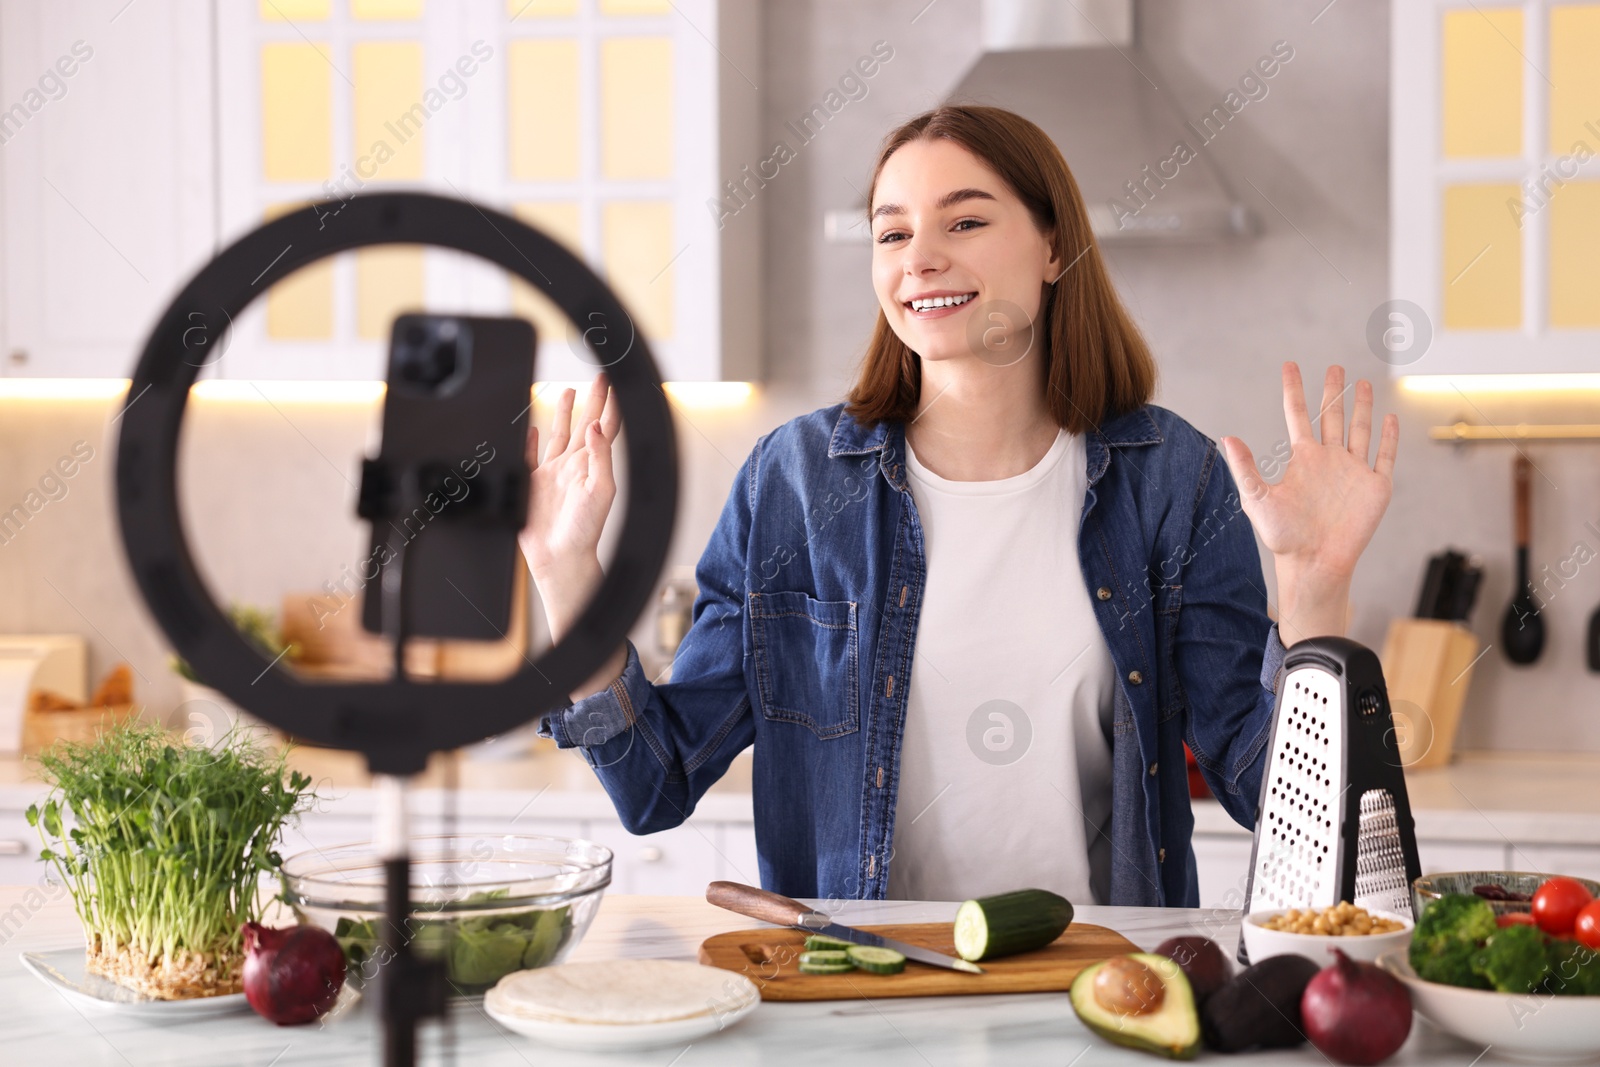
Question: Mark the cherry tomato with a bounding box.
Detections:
[1496,911,1537,928]
[1574,899,1600,950]
[1532,877,1594,937]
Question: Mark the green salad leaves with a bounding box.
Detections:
[334,889,572,992]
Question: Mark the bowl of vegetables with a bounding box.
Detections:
[1413,870,1600,924]
[280,834,611,996]
[1383,878,1600,1062]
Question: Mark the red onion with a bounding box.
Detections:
[1301,947,1413,1065]
[242,922,347,1025]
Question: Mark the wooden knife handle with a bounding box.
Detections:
[1513,453,1532,549]
[706,880,814,926]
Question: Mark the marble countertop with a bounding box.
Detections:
[1190,750,1600,844]
[0,889,1525,1066]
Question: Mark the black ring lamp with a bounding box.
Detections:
[114,190,678,774]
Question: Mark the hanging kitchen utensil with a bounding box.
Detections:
[1500,454,1545,665]
[1238,636,1422,965]
[1586,601,1600,672]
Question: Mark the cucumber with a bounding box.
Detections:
[845,945,906,975]
[796,953,851,972]
[798,949,855,975]
[803,934,854,952]
[952,888,1073,962]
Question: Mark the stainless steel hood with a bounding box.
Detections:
[947,0,1256,244]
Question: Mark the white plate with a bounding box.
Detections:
[20,947,251,1019]
[484,972,760,1052]
[1379,950,1600,1063]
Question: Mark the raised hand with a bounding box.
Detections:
[1217,363,1399,641]
[518,373,620,584]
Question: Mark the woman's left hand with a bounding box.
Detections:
[1218,361,1399,584]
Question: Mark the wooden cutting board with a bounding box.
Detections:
[697,921,1139,1001]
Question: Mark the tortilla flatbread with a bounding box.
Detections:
[485,960,758,1025]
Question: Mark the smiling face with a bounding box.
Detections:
[869,138,1062,363]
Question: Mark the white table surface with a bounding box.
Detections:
[0,889,1520,1066]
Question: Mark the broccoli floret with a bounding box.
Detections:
[1412,937,1491,989]
[1413,894,1498,956]
[1471,924,1551,994]
[1411,894,1500,989]
[1541,939,1600,997]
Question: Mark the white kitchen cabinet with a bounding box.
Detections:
[1191,834,1257,909]
[209,0,762,383]
[715,821,761,888]
[1193,829,1519,906]
[0,809,40,888]
[591,818,722,896]
[1513,844,1600,883]
[0,0,215,378]
[1390,1,1600,378]
[1415,840,1510,876]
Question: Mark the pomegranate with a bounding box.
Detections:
[242,922,347,1025]
[1301,947,1413,1065]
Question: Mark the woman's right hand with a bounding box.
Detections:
[518,374,620,586]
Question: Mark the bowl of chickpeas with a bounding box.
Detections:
[1242,901,1413,965]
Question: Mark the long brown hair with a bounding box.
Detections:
[845,105,1157,434]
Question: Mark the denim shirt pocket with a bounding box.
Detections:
[749,590,860,740]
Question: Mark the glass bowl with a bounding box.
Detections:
[280,834,612,995]
[1412,870,1600,923]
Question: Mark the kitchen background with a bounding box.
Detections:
[2,0,1599,761]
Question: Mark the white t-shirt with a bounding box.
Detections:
[886,426,1117,904]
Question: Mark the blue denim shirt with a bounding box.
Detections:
[539,401,1288,907]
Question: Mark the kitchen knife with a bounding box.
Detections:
[705,880,984,974]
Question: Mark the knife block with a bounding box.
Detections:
[1378,619,1480,769]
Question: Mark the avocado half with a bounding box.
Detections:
[1069,952,1201,1060]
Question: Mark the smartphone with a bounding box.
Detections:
[360,313,534,642]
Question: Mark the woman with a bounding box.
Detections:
[518,106,1398,908]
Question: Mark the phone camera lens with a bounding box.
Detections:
[395,320,464,392]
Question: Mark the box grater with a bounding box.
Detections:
[1237,636,1422,963]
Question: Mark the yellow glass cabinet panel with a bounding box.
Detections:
[509,40,581,181]
[600,38,673,180]
[1441,7,1523,158]
[261,43,332,181]
[1549,5,1600,156]
[259,0,331,20]
[353,42,426,181]
[1548,182,1600,328]
[1442,184,1523,330]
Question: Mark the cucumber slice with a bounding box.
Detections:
[953,888,1074,962]
[845,945,906,975]
[798,950,851,968]
[803,934,855,952]
[798,949,856,975]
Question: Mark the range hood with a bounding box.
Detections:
[950,0,1255,243]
